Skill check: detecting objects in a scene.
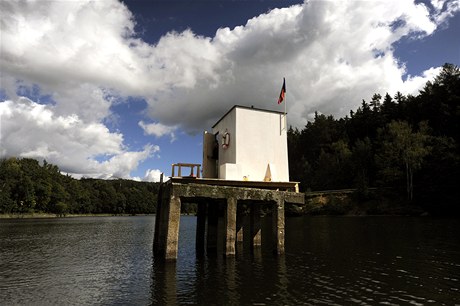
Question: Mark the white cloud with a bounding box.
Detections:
[3,0,456,127]
[400,66,443,95]
[0,98,159,179]
[93,144,159,180]
[431,0,460,24]
[144,169,163,182]
[139,121,177,142]
[144,0,454,127]
[1,0,459,177]
[0,0,141,93]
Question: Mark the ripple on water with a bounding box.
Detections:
[1,216,459,305]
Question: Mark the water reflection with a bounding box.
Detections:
[1,216,459,305]
[0,217,154,305]
[285,216,460,305]
[151,259,177,305]
[150,214,296,305]
[151,253,296,305]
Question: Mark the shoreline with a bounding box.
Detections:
[0,213,154,219]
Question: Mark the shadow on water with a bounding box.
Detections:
[150,215,460,305]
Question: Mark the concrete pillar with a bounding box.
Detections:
[272,196,285,254]
[223,197,237,256]
[164,195,182,260]
[236,213,244,246]
[153,195,163,252]
[153,176,164,253]
[195,202,207,257]
[154,190,170,256]
[207,202,218,252]
[250,203,262,248]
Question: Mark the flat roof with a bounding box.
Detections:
[212,105,286,128]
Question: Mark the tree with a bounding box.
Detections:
[370,93,382,112]
[376,121,431,201]
[54,202,69,217]
[351,137,374,191]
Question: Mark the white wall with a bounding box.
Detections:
[210,106,289,182]
[235,107,289,182]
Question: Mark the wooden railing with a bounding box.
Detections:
[171,163,201,178]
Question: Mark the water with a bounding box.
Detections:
[1,216,459,305]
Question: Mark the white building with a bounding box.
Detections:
[202,105,289,182]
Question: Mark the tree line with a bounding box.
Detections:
[288,63,459,215]
[0,158,159,215]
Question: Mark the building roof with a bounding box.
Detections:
[212,105,286,128]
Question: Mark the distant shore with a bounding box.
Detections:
[0,213,154,219]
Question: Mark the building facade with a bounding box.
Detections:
[203,105,289,182]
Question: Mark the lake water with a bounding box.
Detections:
[0,216,459,305]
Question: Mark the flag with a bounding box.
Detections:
[277,78,286,104]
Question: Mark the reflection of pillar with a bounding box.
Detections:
[152,260,177,305]
[164,262,177,304]
[196,202,207,257]
[165,195,182,260]
[272,197,285,254]
[207,203,218,252]
[250,203,261,249]
[223,197,237,256]
[224,257,239,304]
[276,255,289,302]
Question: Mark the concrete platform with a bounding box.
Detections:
[168,177,300,192]
[153,179,304,260]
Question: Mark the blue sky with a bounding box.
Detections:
[1,0,459,181]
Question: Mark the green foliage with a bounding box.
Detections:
[376,121,431,200]
[54,202,69,217]
[181,203,198,215]
[0,158,159,215]
[288,63,460,214]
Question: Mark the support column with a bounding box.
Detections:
[154,185,170,256]
[207,202,218,252]
[165,195,182,260]
[153,174,164,252]
[272,196,285,255]
[236,212,244,246]
[153,194,163,252]
[195,202,207,257]
[223,197,237,256]
[250,203,261,249]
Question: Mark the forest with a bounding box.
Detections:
[0,158,159,215]
[1,64,458,216]
[288,63,459,215]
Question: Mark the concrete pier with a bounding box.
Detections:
[153,178,304,260]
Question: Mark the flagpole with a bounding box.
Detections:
[284,85,287,132]
[283,77,286,132]
[278,77,287,133]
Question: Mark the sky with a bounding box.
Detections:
[1,0,459,182]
